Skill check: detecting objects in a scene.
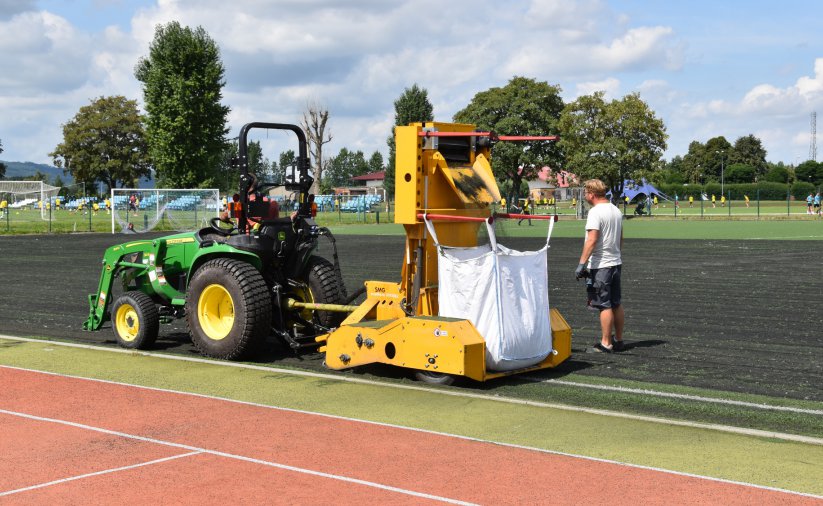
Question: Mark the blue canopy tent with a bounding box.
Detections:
[617,179,672,202]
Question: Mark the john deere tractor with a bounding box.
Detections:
[84,123,350,359]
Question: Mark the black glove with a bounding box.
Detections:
[575,263,589,280]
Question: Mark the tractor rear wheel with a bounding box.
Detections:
[186,258,271,360]
[292,256,347,329]
[111,291,159,350]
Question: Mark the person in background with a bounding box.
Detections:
[744,194,750,208]
[720,194,726,207]
[806,193,814,214]
[308,193,318,218]
[711,194,717,208]
[689,195,694,207]
[518,198,533,226]
[814,192,821,216]
[576,179,625,353]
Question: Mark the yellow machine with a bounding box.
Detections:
[317,122,571,383]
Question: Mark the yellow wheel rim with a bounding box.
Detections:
[115,303,139,342]
[198,284,235,340]
[294,284,316,323]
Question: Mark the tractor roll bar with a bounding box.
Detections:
[235,122,313,229]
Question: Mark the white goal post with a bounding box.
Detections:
[0,180,61,219]
[110,188,221,234]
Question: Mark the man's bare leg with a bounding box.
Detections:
[599,308,614,347]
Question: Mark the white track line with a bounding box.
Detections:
[0,408,476,505]
[0,451,202,497]
[522,377,823,416]
[1,365,821,501]
[1,334,821,445]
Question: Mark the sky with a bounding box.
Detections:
[2,0,823,169]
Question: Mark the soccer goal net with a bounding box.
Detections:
[110,188,221,233]
[0,181,61,220]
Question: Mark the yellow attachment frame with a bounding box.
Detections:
[318,122,571,381]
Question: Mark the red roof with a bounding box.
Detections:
[351,171,385,181]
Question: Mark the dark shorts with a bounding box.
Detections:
[590,265,622,310]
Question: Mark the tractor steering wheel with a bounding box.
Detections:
[209,217,237,236]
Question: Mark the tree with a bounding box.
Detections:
[704,136,732,182]
[325,148,369,188]
[730,134,768,175]
[454,77,564,202]
[301,101,332,193]
[49,96,151,192]
[367,151,384,174]
[764,163,790,183]
[680,141,707,184]
[0,139,6,179]
[558,91,667,197]
[386,84,434,198]
[723,163,756,183]
[135,21,229,188]
[795,160,823,186]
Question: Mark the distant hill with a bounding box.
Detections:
[1,161,73,185]
[1,161,155,189]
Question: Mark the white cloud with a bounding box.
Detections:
[574,77,621,98]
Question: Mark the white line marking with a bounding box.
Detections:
[522,377,823,416]
[1,335,820,445]
[0,408,476,505]
[1,364,821,500]
[0,451,202,497]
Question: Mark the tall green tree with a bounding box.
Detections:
[704,136,732,182]
[454,76,564,202]
[764,162,790,183]
[0,139,6,178]
[135,21,229,188]
[386,84,434,198]
[730,134,768,175]
[795,160,823,186]
[558,91,667,197]
[367,151,384,174]
[49,96,151,192]
[325,148,369,188]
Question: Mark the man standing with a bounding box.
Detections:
[575,179,625,353]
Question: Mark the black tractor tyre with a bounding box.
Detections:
[298,256,348,328]
[186,258,272,360]
[111,291,160,350]
[414,370,456,386]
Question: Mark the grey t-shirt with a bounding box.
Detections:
[585,202,623,269]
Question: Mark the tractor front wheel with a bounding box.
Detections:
[111,291,159,350]
[186,258,271,360]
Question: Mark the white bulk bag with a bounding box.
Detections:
[425,216,554,371]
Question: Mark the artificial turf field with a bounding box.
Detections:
[0,220,822,439]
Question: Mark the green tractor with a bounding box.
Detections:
[84,122,351,359]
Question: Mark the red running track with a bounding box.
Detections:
[0,367,818,505]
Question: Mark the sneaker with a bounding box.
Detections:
[591,342,613,353]
[612,340,626,352]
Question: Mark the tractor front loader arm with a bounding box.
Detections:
[83,240,155,331]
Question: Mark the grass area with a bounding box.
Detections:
[329,218,823,240]
[3,203,822,240]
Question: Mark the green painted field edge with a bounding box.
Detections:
[8,333,820,414]
[522,373,823,412]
